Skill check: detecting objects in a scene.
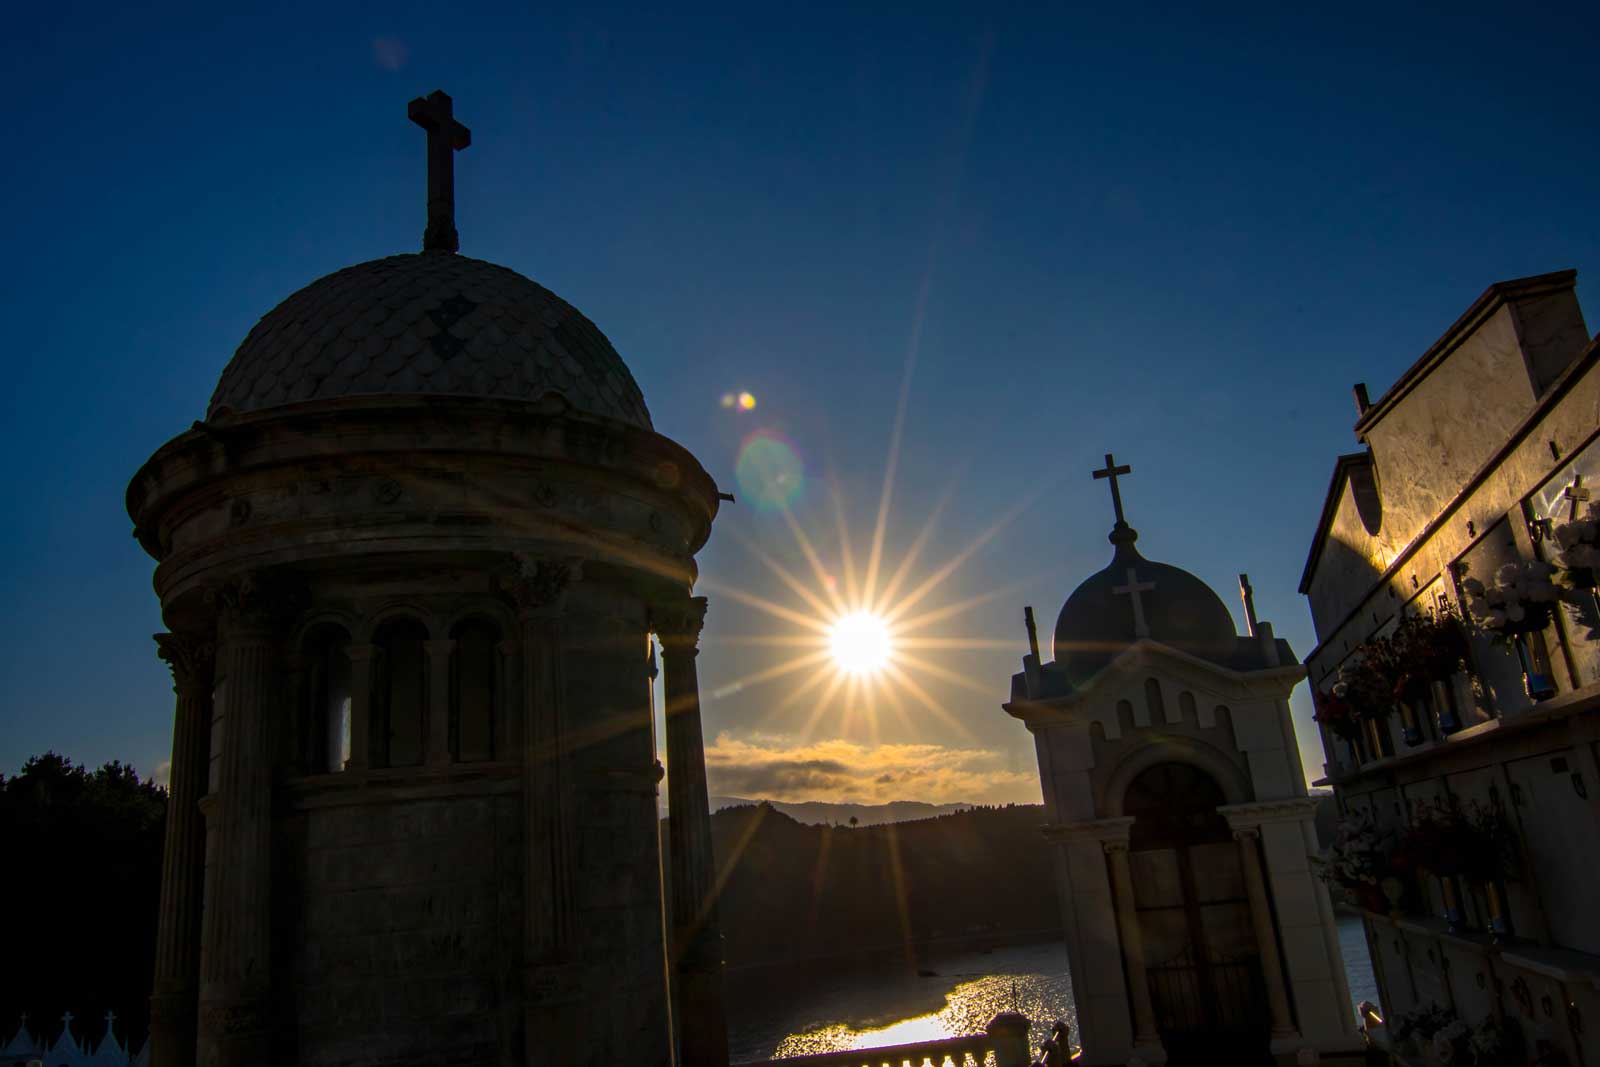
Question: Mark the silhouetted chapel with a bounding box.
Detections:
[130,92,728,1067]
[1005,457,1363,1065]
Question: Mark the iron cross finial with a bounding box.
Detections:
[408,90,472,253]
[1092,452,1133,526]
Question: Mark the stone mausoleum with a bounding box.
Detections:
[1302,272,1600,1066]
[127,92,729,1067]
[1004,457,1362,1065]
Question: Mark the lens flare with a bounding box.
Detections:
[735,431,804,510]
[830,612,893,675]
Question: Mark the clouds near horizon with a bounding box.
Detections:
[703,732,1039,806]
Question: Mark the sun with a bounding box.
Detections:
[829,611,893,675]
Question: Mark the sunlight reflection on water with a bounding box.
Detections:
[733,941,1076,1060]
[731,917,1376,1061]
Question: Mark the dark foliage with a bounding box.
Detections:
[0,753,166,1045]
[688,802,1060,969]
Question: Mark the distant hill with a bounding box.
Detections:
[709,795,974,827]
[676,802,1062,970]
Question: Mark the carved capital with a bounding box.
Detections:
[1231,826,1262,843]
[501,554,581,620]
[198,996,269,1037]
[1103,840,1130,856]
[205,570,307,635]
[653,595,708,653]
[154,632,216,692]
[148,986,199,1026]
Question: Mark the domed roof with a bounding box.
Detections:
[1053,526,1239,684]
[207,253,652,429]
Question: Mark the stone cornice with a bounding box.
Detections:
[126,394,721,563]
[1042,815,1135,845]
[1218,797,1321,828]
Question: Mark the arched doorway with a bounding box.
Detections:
[1123,762,1270,1064]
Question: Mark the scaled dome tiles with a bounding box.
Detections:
[207,253,652,429]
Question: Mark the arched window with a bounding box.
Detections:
[1144,678,1166,722]
[1179,690,1197,720]
[300,624,351,774]
[451,617,501,762]
[373,617,428,768]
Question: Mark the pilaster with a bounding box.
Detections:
[502,554,583,1066]
[195,571,301,1067]
[149,631,215,1067]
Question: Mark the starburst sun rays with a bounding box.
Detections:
[696,432,1059,748]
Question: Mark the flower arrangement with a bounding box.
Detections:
[1388,607,1471,696]
[1552,499,1600,591]
[1468,1016,1526,1067]
[1331,653,1395,720]
[1403,797,1519,883]
[1312,687,1359,739]
[1319,809,1405,912]
[1394,1003,1457,1050]
[1461,560,1560,640]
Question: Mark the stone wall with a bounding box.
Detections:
[278,788,523,1067]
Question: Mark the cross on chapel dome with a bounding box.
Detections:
[204,92,653,429]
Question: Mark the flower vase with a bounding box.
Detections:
[1430,678,1462,734]
[1441,876,1465,934]
[1513,634,1556,702]
[1485,881,1511,942]
[1396,699,1425,747]
[1364,718,1384,761]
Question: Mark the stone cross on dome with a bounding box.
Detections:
[408,89,472,253]
[1113,568,1156,638]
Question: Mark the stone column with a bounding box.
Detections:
[196,573,299,1067]
[655,595,730,1067]
[149,632,215,1067]
[1104,840,1159,1047]
[504,556,582,1065]
[1234,827,1298,1039]
[426,638,455,766]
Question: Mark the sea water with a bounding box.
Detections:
[727,916,1376,1061]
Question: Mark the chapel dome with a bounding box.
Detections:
[1053,528,1239,684]
[207,252,652,429]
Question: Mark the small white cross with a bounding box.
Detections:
[1113,567,1157,638]
[1565,474,1590,520]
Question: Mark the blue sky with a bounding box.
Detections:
[2,2,1597,801]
